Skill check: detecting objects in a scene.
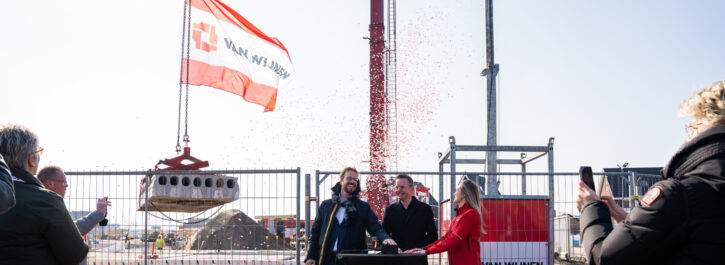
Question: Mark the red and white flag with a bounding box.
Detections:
[181,0,294,111]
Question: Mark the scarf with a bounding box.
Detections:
[330,182,359,224]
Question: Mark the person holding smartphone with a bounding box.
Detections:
[577,80,725,265]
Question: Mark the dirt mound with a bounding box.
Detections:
[185,209,288,250]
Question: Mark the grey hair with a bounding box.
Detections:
[0,124,39,170]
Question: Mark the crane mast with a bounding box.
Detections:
[368,0,387,219]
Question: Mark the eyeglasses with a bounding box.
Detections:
[34,147,44,156]
[344,176,359,182]
[48,178,68,186]
[685,122,704,137]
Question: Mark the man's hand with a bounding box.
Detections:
[304,259,315,265]
[576,181,599,212]
[97,197,112,214]
[382,238,397,246]
[601,195,628,223]
[403,248,425,254]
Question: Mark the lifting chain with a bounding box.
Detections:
[176,0,192,153]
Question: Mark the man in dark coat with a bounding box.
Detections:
[577,80,725,265]
[0,125,88,265]
[305,167,397,265]
[383,174,437,251]
[0,154,15,214]
[38,166,112,265]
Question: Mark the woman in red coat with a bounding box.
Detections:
[404,179,484,265]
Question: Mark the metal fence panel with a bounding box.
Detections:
[64,169,300,265]
[549,172,663,263]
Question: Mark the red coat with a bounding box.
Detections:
[425,204,481,265]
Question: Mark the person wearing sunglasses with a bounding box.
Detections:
[577,80,725,265]
[0,124,88,265]
[305,167,397,265]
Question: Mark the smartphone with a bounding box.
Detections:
[579,166,595,191]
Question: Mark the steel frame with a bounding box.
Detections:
[437,136,555,264]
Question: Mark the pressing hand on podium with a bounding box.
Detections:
[304,259,315,265]
[403,248,425,254]
[382,238,397,246]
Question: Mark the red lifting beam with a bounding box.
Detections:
[154,147,209,171]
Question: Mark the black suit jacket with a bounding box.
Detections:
[382,196,438,251]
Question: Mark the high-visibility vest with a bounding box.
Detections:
[155,238,166,249]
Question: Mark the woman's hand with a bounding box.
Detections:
[576,181,600,212]
[601,195,628,223]
[403,248,425,254]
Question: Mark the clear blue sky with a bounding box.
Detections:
[2,0,725,176]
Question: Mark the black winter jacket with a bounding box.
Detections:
[0,167,88,265]
[0,155,15,214]
[580,125,725,265]
[305,183,390,265]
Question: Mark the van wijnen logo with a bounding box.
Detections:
[192,22,218,52]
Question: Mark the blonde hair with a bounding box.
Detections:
[459,179,485,234]
[679,80,725,127]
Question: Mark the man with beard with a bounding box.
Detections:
[305,167,397,265]
[383,175,437,251]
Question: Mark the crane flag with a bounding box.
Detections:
[181,0,294,111]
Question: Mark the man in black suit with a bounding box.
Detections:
[383,174,438,251]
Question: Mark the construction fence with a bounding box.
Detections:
[62,169,662,265]
[64,169,302,265]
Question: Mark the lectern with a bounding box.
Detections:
[336,253,427,265]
